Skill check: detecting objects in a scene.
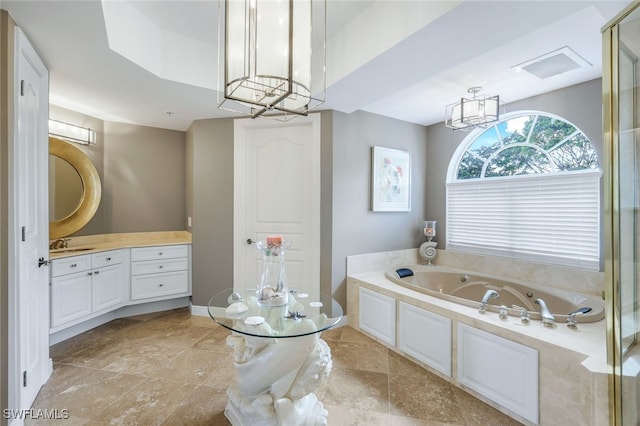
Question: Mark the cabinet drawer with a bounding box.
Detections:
[131,258,188,276]
[131,270,188,300]
[51,254,91,277]
[92,249,122,268]
[131,245,188,262]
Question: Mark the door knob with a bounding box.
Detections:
[246,238,255,245]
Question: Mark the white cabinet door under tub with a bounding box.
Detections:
[398,301,452,377]
[457,323,539,424]
[131,245,189,300]
[51,249,126,329]
[359,287,396,346]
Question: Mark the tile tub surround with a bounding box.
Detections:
[27,308,518,425]
[347,249,609,426]
[49,230,192,259]
[346,248,605,298]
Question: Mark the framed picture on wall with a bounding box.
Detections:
[371,146,411,212]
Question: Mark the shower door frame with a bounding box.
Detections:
[603,2,640,424]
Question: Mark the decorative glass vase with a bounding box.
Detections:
[255,238,290,307]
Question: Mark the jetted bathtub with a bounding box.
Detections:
[385,266,604,323]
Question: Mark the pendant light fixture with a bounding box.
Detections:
[445,87,501,131]
[217,0,326,120]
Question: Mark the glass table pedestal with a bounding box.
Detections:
[208,289,343,426]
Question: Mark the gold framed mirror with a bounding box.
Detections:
[49,137,101,239]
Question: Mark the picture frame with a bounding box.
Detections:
[370,146,411,212]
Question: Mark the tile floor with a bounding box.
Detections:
[29,308,522,425]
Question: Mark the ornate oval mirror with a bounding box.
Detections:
[49,137,101,239]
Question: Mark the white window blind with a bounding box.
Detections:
[446,170,600,270]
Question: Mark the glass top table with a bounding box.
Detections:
[208,288,343,339]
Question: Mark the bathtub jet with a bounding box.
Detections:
[388,266,604,323]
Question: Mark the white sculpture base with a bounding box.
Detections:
[224,320,333,426]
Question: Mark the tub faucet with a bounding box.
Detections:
[534,298,556,328]
[478,289,499,314]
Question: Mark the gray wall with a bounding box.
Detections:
[49,106,187,235]
[187,110,429,308]
[426,79,604,257]
[330,110,429,304]
[188,118,234,305]
[103,121,186,232]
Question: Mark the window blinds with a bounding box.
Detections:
[446,170,601,270]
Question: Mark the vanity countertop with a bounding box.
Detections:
[49,230,192,259]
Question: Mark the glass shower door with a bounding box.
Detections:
[605,3,640,424]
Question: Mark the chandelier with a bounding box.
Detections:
[217,0,326,120]
[445,87,501,131]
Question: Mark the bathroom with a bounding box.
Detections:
[1,1,639,425]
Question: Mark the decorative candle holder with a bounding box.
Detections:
[255,236,290,307]
[423,220,436,241]
[420,221,437,265]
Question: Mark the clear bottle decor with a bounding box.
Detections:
[255,236,290,307]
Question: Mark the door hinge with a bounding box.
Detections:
[22,371,27,387]
[20,80,24,96]
[21,226,26,242]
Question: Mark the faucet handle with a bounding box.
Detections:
[498,305,508,320]
[512,305,530,324]
[566,312,585,329]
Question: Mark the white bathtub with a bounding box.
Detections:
[385,265,604,323]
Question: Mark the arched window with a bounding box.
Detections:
[446,111,601,270]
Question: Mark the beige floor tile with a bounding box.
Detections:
[328,339,389,374]
[34,310,522,425]
[390,372,465,423]
[160,384,229,425]
[388,350,432,379]
[190,327,232,353]
[94,341,186,377]
[318,367,390,414]
[453,387,523,426]
[35,369,145,421]
[93,377,193,425]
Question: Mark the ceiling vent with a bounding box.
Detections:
[512,46,591,80]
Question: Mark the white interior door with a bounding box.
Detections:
[10,27,50,415]
[234,114,321,298]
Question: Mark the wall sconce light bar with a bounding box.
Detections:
[48,119,96,145]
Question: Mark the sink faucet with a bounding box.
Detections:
[49,238,70,250]
[534,298,556,327]
[478,289,499,313]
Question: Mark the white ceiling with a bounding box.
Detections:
[0,0,632,132]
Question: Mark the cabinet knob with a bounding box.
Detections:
[94,270,100,275]
[159,283,164,287]
[159,265,164,269]
[70,263,77,268]
[87,272,93,276]
[106,257,112,261]
[159,252,163,256]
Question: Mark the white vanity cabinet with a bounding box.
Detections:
[50,249,126,330]
[130,245,189,300]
